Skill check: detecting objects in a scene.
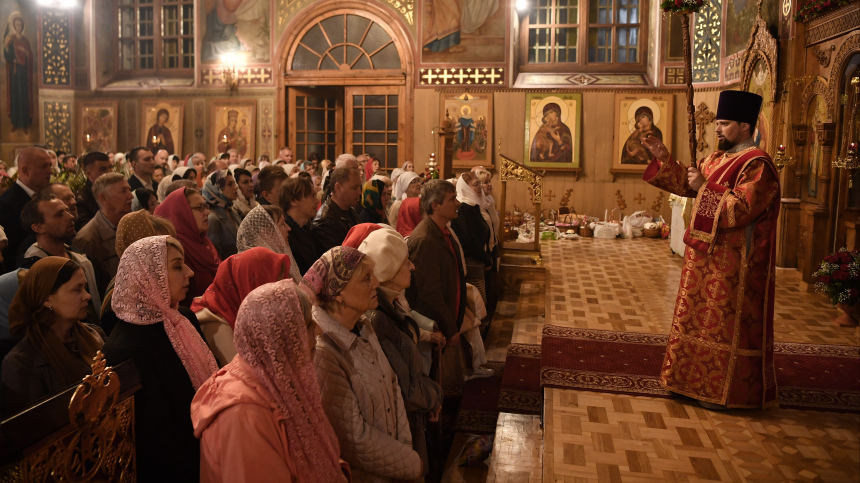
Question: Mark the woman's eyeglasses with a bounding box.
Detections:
[189,203,211,213]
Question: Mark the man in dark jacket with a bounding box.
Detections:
[76,152,113,228]
[405,180,466,348]
[312,167,361,255]
[279,177,319,274]
[0,147,53,272]
[126,147,156,192]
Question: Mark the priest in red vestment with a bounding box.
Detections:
[642,90,780,409]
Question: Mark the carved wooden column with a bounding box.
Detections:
[817,123,837,207]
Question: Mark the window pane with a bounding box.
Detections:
[387,108,398,131]
[353,108,363,130]
[347,15,371,45]
[182,38,194,68]
[302,24,330,54]
[182,5,194,35]
[528,28,551,63]
[365,108,385,129]
[365,133,385,144]
[139,39,154,68]
[138,7,153,36]
[321,15,345,46]
[297,109,306,130]
[529,0,552,24]
[588,28,611,62]
[387,146,398,168]
[557,0,578,24]
[119,7,135,37]
[163,5,178,36]
[589,0,613,23]
[120,40,135,70]
[555,28,577,62]
[366,96,385,106]
[327,111,336,131]
[163,39,178,68]
[292,45,321,71]
[308,97,326,108]
[371,43,401,70]
[308,109,326,131]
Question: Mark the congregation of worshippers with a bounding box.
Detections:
[0,147,500,481]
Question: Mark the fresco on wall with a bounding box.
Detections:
[746,59,772,154]
[725,0,778,57]
[807,96,827,198]
[211,101,255,158]
[79,101,118,153]
[421,0,506,63]
[142,100,184,156]
[0,4,38,146]
[200,0,271,64]
[441,92,492,167]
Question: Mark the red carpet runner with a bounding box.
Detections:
[499,326,860,413]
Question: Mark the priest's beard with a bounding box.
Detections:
[717,137,735,151]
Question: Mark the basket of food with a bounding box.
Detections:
[579,224,594,237]
[643,222,661,238]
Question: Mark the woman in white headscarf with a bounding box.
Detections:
[388,172,422,232]
[156,166,197,202]
[282,163,299,178]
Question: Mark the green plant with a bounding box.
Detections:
[813,248,860,306]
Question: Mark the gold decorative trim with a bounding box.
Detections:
[1,352,136,482]
[826,32,860,121]
[739,16,779,102]
[499,155,543,204]
[419,68,505,86]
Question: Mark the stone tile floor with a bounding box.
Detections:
[443,238,860,483]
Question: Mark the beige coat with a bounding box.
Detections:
[312,306,421,482]
[194,308,236,367]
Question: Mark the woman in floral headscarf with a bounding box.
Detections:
[358,179,391,225]
[102,236,218,482]
[303,247,422,482]
[192,280,351,483]
[191,247,293,366]
[236,205,302,283]
[202,169,240,259]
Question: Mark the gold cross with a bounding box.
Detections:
[665,67,684,85]
[438,70,454,83]
[421,69,438,84]
[453,69,469,83]
[484,68,501,84]
[715,250,730,270]
[470,69,486,84]
[545,190,556,201]
[634,193,645,204]
[683,271,694,288]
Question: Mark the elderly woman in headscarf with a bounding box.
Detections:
[102,236,218,482]
[203,170,241,260]
[283,163,299,178]
[157,166,197,202]
[131,188,158,213]
[358,179,390,225]
[154,188,222,305]
[100,210,176,335]
[190,248,293,366]
[356,229,444,478]
[451,172,492,272]
[304,247,422,482]
[1,258,104,415]
[236,205,302,283]
[388,172,422,232]
[192,280,351,482]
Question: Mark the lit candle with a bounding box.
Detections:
[778,144,786,152]
[850,142,859,151]
[152,135,157,144]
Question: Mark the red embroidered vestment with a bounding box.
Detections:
[643,146,781,408]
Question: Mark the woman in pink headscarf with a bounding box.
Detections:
[154,187,221,305]
[102,235,219,482]
[192,280,350,483]
[191,247,293,366]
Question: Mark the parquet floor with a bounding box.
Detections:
[444,238,860,483]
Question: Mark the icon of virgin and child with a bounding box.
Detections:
[621,105,663,165]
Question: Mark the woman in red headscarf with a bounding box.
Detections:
[191,247,293,366]
[396,197,422,237]
[154,187,222,305]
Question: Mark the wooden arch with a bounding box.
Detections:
[799,77,831,123]
[273,0,415,157]
[827,32,860,123]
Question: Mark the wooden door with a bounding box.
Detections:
[287,87,344,161]
[345,86,406,171]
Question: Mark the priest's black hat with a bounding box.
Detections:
[715,90,763,132]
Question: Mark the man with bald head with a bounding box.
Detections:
[0,147,53,271]
[154,149,169,168]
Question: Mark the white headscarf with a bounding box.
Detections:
[157,166,192,201]
[282,164,298,177]
[456,175,484,207]
[393,171,420,201]
[390,168,404,183]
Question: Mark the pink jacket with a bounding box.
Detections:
[191,358,350,483]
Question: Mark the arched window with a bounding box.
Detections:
[291,14,402,71]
